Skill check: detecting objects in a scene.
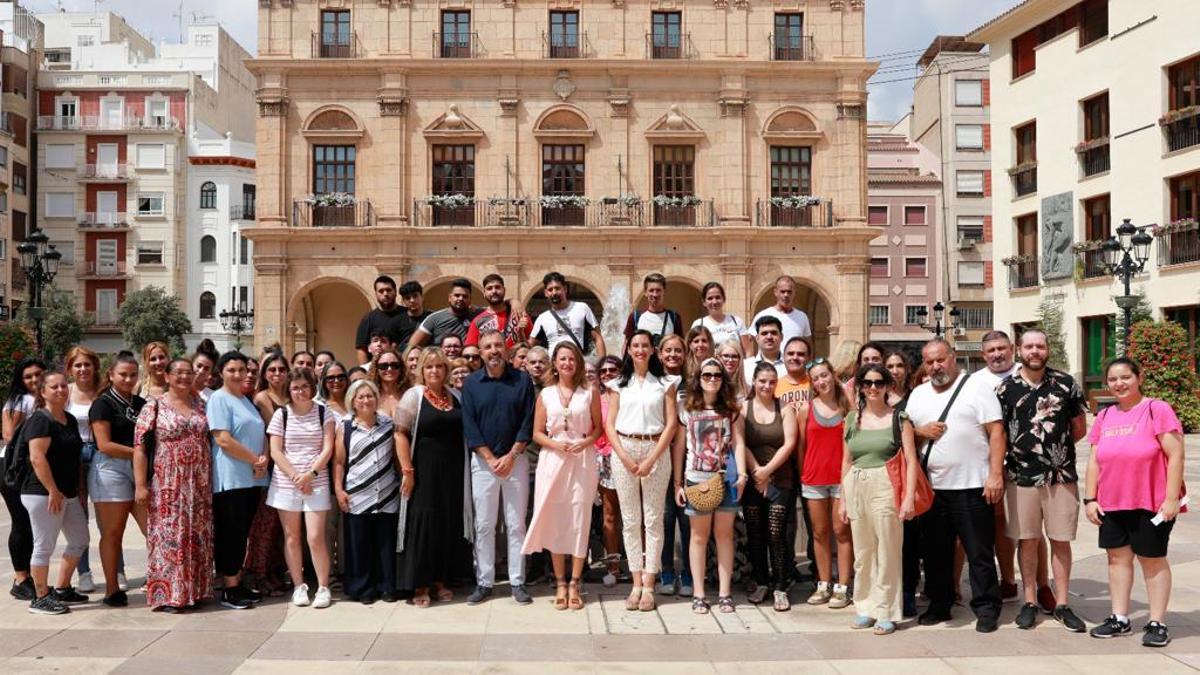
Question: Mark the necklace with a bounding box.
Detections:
[424,386,453,412]
[557,384,575,409]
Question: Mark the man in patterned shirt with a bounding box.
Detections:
[996,329,1088,633]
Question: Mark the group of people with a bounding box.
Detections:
[0,271,1184,647]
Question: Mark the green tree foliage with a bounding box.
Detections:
[17,289,91,363]
[119,286,192,354]
[0,322,36,393]
[1034,296,1070,371]
[1115,289,1153,357]
[1127,320,1200,432]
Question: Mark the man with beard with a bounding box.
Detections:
[355,276,416,365]
[996,330,1088,632]
[529,271,606,357]
[410,278,486,348]
[465,274,530,350]
[906,338,1005,633]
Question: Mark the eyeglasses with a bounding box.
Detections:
[465,354,482,361]
[700,372,724,382]
[377,362,403,371]
[860,379,887,389]
[804,357,828,371]
[599,367,620,374]
[325,375,348,383]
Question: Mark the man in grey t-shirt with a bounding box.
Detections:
[409,278,485,348]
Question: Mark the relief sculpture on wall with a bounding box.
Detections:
[1041,191,1074,281]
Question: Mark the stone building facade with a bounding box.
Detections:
[249,0,877,358]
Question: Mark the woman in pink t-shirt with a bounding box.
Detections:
[1083,357,1185,647]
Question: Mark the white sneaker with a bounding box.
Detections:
[77,572,95,593]
[292,583,311,607]
[117,573,129,592]
[313,586,332,609]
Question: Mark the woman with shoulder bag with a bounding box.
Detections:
[671,358,747,615]
[839,364,919,635]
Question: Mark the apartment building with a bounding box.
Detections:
[866,120,943,359]
[248,0,877,357]
[0,1,39,323]
[910,35,994,369]
[969,0,1200,393]
[34,14,255,350]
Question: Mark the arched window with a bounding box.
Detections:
[199,235,216,263]
[199,291,216,319]
[199,181,217,209]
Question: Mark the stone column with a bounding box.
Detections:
[718,77,749,224]
[834,259,870,345]
[378,71,409,224]
[252,250,289,353]
[254,73,289,227]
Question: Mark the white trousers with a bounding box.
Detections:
[611,437,671,574]
[471,452,530,588]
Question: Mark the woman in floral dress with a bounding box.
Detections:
[134,357,214,612]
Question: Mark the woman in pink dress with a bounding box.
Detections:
[133,357,214,612]
[522,342,603,610]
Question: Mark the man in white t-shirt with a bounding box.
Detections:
[751,276,812,352]
[622,273,683,353]
[529,271,607,356]
[742,315,787,389]
[905,338,1005,633]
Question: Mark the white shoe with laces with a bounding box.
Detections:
[292,583,311,607]
[117,573,129,592]
[76,572,95,593]
[313,586,332,609]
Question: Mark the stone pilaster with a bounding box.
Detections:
[255,75,289,227]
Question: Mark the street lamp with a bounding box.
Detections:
[219,303,254,351]
[915,301,961,338]
[16,229,62,357]
[1101,218,1153,349]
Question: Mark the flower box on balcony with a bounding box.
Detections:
[1152,218,1199,237]
[769,195,823,209]
[1159,106,1200,127]
[650,195,703,207]
[538,195,590,209]
[304,192,356,207]
[1001,254,1037,267]
[1073,137,1109,153]
[422,193,475,208]
[1006,161,1038,176]
[1071,239,1108,253]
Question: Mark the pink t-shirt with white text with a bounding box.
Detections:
[1088,398,1181,512]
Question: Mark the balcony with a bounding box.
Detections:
[78,164,132,182]
[1162,109,1200,153]
[755,198,833,228]
[10,259,24,291]
[1157,221,1200,267]
[291,199,375,227]
[85,310,120,330]
[80,260,129,278]
[651,198,713,227]
[646,33,693,59]
[769,34,816,61]
[434,32,481,59]
[1075,246,1109,279]
[78,212,130,230]
[311,31,359,59]
[1077,139,1110,178]
[230,203,256,221]
[1004,254,1039,290]
[542,31,589,59]
[589,199,644,228]
[1009,163,1037,197]
[35,113,181,133]
[412,198,531,228]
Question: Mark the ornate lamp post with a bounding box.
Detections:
[915,301,961,339]
[16,229,63,357]
[219,303,255,351]
[1101,218,1154,349]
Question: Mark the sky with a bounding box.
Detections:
[26,0,1022,124]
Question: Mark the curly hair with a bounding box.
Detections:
[682,357,740,417]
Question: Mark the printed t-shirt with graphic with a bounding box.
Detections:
[679,407,733,484]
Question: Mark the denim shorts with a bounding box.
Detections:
[801,483,842,500]
[88,451,135,502]
[684,475,740,517]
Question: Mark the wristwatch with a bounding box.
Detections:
[310,469,319,478]
[1083,498,1097,505]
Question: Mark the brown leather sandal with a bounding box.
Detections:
[554,582,569,611]
[638,586,656,612]
[567,581,584,610]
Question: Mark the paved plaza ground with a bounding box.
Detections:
[4,439,1200,673]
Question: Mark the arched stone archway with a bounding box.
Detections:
[753,280,834,357]
[287,278,373,359]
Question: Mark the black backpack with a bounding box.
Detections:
[2,416,32,492]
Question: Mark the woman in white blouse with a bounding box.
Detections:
[691,282,754,358]
[605,330,678,612]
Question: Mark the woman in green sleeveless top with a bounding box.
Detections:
[839,363,919,635]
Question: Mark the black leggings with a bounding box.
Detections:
[743,485,795,592]
[1,482,32,574]
[213,487,261,578]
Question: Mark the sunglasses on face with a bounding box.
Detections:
[804,357,828,371]
[860,379,887,389]
[700,372,724,382]
[466,355,482,361]
[325,374,348,383]
[599,367,619,374]
[267,367,288,374]
[377,362,403,371]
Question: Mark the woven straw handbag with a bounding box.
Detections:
[684,472,726,514]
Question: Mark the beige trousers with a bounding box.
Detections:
[843,465,903,621]
[611,437,671,574]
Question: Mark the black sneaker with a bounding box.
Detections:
[10,578,35,601]
[28,593,69,615]
[219,588,252,610]
[511,585,533,605]
[380,591,399,603]
[1053,605,1086,633]
[1015,602,1039,629]
[1143,621,1171,647]
[917,609,951,626]
[1090,614,1132,639]
[53,586,89,605]
[976,615,999,633]
[240,585,263,604]
[102,590,129,607]
[466,585,493,605]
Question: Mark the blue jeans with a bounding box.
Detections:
[661,488,691,575]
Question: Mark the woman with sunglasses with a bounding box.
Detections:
[373,351,408,419]
[657,333,693,598]
[606,330,678,612]
[714,339,746,399]
[593,355,624,587]
[797,358,854,608]
[743,361,798,611]
[672,358,747,615]
[254,352,290,425]
[461,346,484,372]
[840,364,919,635]
[317,362,350,420]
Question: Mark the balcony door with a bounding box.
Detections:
[97,143,118,177]
[96,289,118,325]
[441,11,472,58]
[96,238,118,275]
[651,12,682,58]
[774,13,804,59]
[56,98,76,127]
[549,11,579,57]
[101,99,123,130]
[97,190,118,224]
[320,10,351,57]
[652,145,695,226]
[542,144,585,226]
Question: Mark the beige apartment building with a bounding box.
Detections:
[0,2,39,323]
[248,0,877,358]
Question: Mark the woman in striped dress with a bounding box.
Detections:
[333,379,400,604]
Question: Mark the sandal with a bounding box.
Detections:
[873,620,896,635]
[850,615,876,630]
[625,587,642,611]
[553,582,569,611]
[567,581,584,610]
[412,590,432,608]
[638,586,656,612]
[692,597,710,615]
[717,596,736,613]
[773,590,791,612]
[434,584,454,603]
